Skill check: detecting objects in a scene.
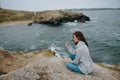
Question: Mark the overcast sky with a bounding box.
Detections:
[1,0,120,11]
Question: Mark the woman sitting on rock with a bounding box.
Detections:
[65,31,93,75]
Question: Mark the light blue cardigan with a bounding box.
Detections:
[66,41,93,74]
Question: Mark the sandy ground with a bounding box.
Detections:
[0,21,32,26]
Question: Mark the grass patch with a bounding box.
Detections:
[43,50,55,57]
[0,9,34,23]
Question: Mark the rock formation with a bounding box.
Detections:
[28,10,90,26]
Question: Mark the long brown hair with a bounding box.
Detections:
[73,31,88,47]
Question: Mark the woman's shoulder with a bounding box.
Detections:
[77,45,89,52]
[79,44,88,49]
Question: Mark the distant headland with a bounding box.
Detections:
[0,8,91,26]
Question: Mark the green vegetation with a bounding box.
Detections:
[0,9,34,23]
[43,50,55,57]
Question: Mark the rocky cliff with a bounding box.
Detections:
[0,50,119,80]
[0,9,90,26]
[31,10,90,26]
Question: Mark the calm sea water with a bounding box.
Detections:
[0,10,120,64]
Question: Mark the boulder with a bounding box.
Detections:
[29,10,90,26]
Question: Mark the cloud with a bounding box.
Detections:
[1,0,120,11]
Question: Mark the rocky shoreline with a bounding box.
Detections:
[0,9,90,26]
[0,50,120,80]
[28,10,90,26]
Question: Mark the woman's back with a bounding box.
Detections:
[73,41,93,74]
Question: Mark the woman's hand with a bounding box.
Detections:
[65,42,70,47]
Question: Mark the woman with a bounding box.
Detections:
[65,31,93,75]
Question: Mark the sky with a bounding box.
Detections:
[0,0,120,11]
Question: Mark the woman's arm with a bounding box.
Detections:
[65,42,75,54]
[72,46,86,64]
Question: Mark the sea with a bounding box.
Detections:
[0,9,120,64]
